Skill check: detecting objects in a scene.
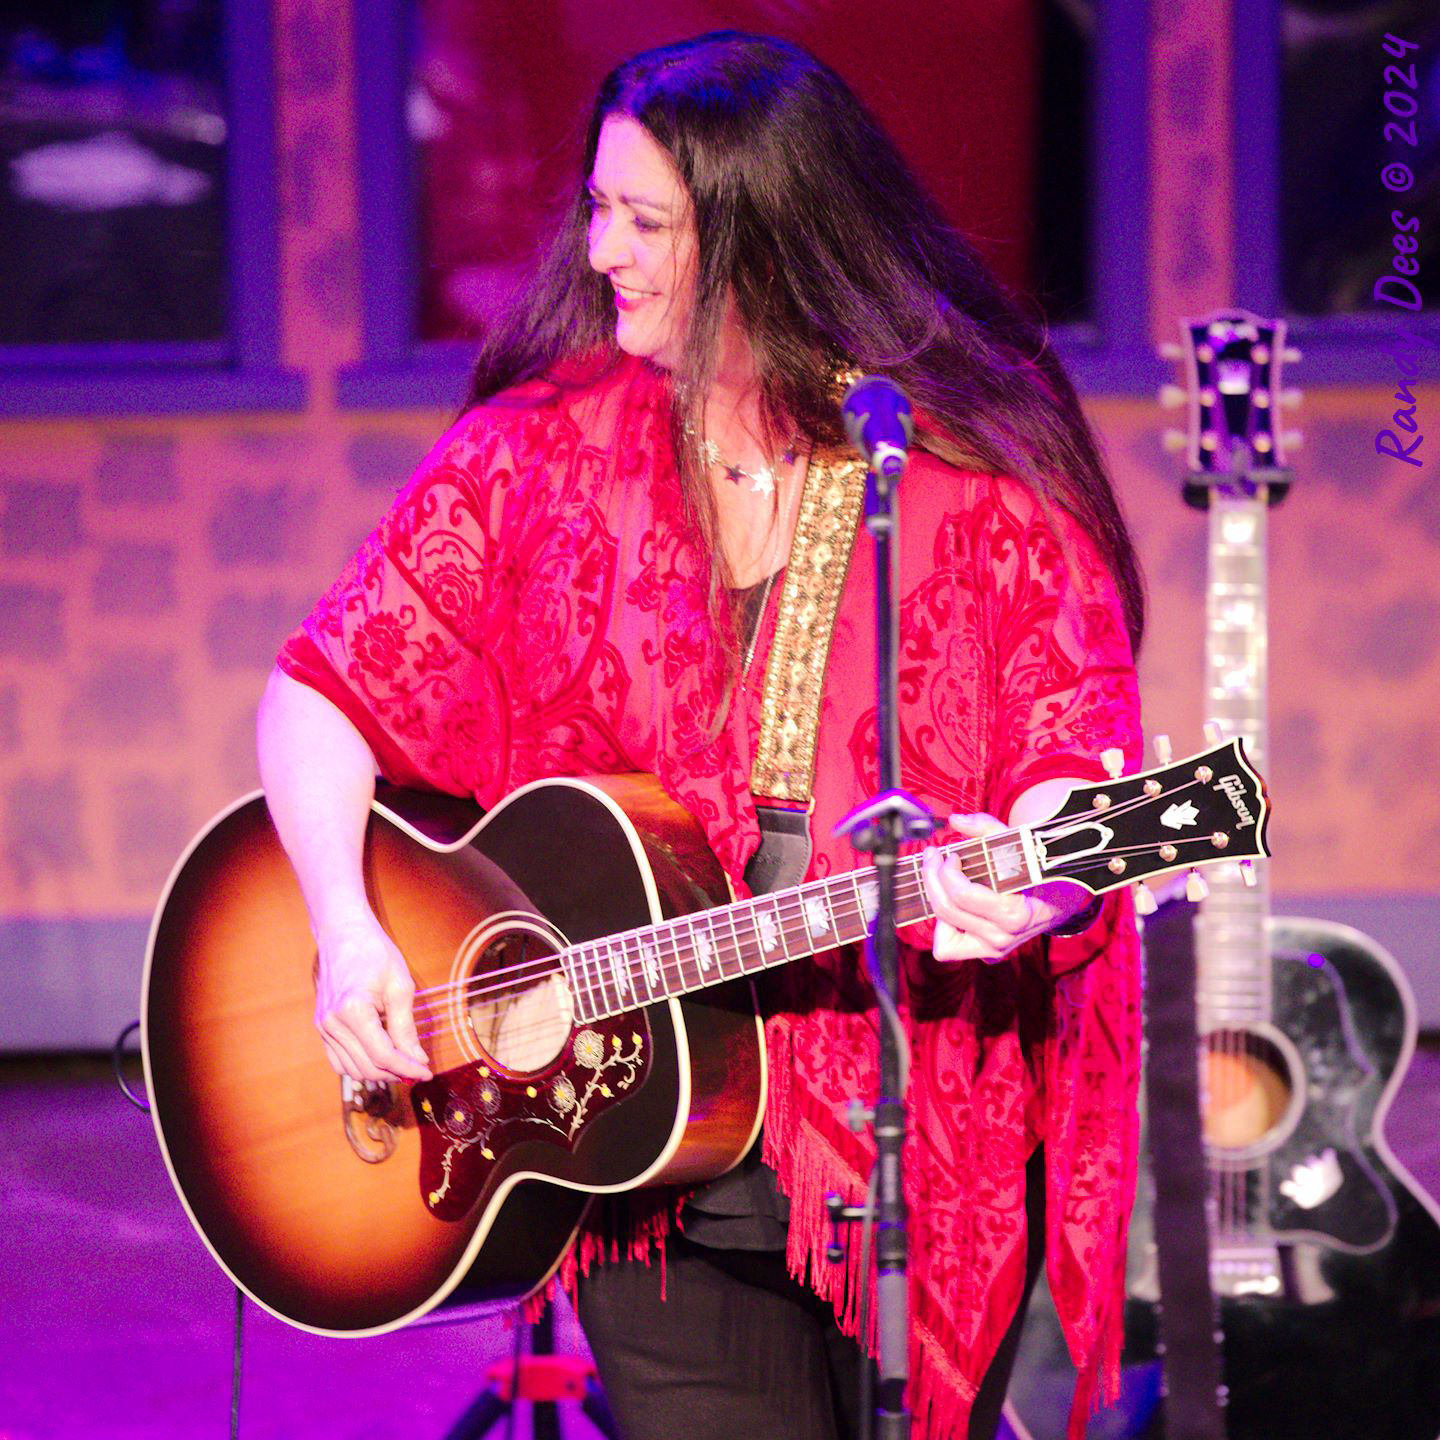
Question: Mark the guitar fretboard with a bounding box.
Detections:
[1199,490,1271,1028]
[561,831,1032,1025]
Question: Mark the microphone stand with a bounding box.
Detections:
[832,449,939,1440]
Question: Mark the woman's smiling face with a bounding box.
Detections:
[586,115,699,370]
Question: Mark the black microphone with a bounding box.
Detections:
[842,375,914,478]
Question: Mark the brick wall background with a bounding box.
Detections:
[1,0,1435,1045]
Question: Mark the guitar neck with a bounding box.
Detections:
[1168,308,1297,1032]
[562,830,1031,1025]
[557,738,1268,1026]
[1198,489,1272,1028]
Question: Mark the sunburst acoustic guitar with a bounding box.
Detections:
[143,743,1267,1338]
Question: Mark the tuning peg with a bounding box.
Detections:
[1204,721,1224,745]
[1186,870,1210,903]
[1153,733,1172,765]
[1133,883,1158,916]
[1239,860,1257,888]
[1158,384,1187,409]
[1282,429,1304,450]
[1163,429,1188,453]
[1158,341,1184,361]
[1280,388,1303,409]
[1101,747,1125,779]
[1282,347,1302,364]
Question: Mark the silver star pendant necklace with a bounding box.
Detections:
[692,434,798,496]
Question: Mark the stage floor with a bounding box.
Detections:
[0,1054,604,1440]
[4,1044,1440,1439]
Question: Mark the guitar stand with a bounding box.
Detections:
[439,1309,620,1440]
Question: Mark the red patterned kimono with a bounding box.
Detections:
[278,356,1144,1440]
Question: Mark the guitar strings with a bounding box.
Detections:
[405,831,1214,1051]
[406,832,1162,1034]
[405,763,1216,1024]
[405,788,1233,1038]
[407,824,1222,1031]
[1194,886,1268,1245]
[406,831,1041,1032]
[401,770,1245,1047]
[406,851,1103,1052]
[405,758,1220,1019]
[404,831,996,1012]
[406,859,953,1043]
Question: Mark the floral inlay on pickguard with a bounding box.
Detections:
[413,1020,649,1221]
[544,1028,644,1140]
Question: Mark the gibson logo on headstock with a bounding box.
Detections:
[1214,774,1256,828]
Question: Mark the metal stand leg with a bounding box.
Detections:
[439,1308,620,1440]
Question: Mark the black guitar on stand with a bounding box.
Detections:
[1002,311,1440,1440]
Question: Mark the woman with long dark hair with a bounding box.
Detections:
[258,31,1144,1440]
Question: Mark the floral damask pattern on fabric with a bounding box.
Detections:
[277,356,1143,1440]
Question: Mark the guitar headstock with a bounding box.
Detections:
[1032,739,1270,901]
[1159,309,1301,505]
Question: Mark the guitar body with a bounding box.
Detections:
[1002,916,1440,1440]
[141,744,1266,1341]
[142,775,765,1336]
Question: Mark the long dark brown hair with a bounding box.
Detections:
[466,30,1144,653]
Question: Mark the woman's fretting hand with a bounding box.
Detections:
[920,811,1090,963]
[314,912,433,1083]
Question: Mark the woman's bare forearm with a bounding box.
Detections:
[256,666,379,938]
[256,667,431,1081]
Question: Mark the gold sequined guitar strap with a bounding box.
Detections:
[749,445,869,812]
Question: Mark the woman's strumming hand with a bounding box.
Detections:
[314,911,433,1084]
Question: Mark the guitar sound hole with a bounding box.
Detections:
[463,926,573,1076]
[1202,1028,1293,1152]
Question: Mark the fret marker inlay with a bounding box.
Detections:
[609,944,631,997]
[757,911,780,954]
[991,843,1022,881]
[804,895,829,938]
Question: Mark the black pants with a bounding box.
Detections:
[578,1146,1046,1440]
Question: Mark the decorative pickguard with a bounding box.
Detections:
[413,1013,650,1222]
